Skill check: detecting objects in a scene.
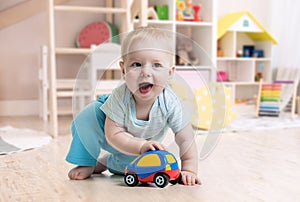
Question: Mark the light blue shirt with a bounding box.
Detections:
[101,83,189,142]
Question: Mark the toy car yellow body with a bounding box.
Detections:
[124,150,181,188]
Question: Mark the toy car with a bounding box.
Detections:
[124,150,181,188]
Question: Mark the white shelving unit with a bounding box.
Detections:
[216,11,277,103]
[46,0,217,136]
[47,0,133,137]
[134,0,217,86]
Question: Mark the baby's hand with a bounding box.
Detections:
[180,171,201,186]
[140,141,165,154]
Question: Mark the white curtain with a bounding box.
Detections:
[271,0,300,99]
[271,0,300,71]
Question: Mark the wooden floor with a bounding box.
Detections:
[1,116,300,201]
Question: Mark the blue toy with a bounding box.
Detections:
[124,150,181,188]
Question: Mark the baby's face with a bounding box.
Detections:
[120,41,174,103]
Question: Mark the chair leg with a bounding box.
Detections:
[255,79,263,117]
[290,80,299,119]
[297,96,300,116]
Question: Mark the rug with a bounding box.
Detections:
[0,126,52,155]
[225,105,300,132]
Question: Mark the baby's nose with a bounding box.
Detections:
[140,65,152,77]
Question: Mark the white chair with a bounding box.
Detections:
[39,43,123,120]
[89,43,123,99]
[68,43,123,116]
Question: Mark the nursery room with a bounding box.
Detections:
[1,0,300,201]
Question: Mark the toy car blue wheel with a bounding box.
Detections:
[124,173,139,187]
[154,173,169,188]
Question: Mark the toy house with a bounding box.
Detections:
[216,11,278,104]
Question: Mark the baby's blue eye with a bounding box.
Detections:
[131,62,142,67]
[152,63,163,68]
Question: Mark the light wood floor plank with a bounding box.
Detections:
[0,116,300,201]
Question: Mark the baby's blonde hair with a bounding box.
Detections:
[121,26,174,62]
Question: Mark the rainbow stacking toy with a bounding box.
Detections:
[258,83,282,117]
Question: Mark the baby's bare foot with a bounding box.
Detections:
[68,166,95,180]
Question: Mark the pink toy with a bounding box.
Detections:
[217,71,228,82]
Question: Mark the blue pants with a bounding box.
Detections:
[66,95,137,174]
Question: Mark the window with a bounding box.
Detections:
[137,154,161,167]
[243,19,249,27]
[166,154,176,163]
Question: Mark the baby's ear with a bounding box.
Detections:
[169,66,175,78]
[119,61,125,75]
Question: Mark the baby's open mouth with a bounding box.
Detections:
[139,82,153,94]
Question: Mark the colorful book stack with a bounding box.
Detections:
[259,83,282,117]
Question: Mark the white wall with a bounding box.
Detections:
[269,1,300,70]
[217,0,272,30]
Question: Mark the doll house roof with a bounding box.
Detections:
[217,11,278,45]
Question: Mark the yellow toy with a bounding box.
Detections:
[192,83,236,130]
[176,0,185,21]
[176,0,194,21]
[170,79,236,130]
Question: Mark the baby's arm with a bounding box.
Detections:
[175,124,201,185]
[105,117,165,156]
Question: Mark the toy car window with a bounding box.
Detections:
[137,154,161,167]
[166,154,176,163]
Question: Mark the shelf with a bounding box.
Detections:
[54,5,127,14]
[176,65,215,70]
[55,48,92,55]
[57,107,72,115]
[134,19,174,25]
[56,91,92,97]
[134,20,213,27]
[57,79,78,89]
[56,79,120,95]
[175,21,213,27]
[222,81,260,86]
[217,57,271,61]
